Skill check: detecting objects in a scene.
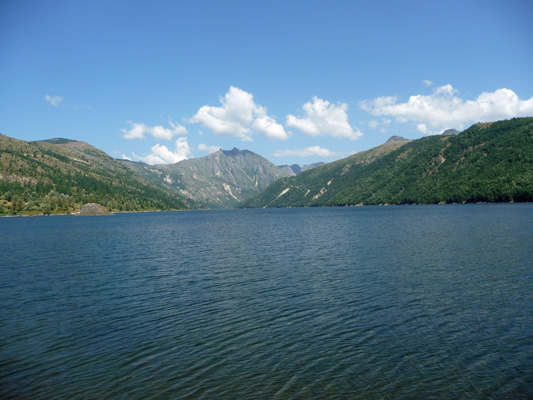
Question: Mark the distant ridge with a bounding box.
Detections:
[277,162,325,175]
[278,164,302,175]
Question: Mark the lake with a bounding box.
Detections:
[1,204,532,399]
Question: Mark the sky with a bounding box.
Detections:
[1,0,532,166]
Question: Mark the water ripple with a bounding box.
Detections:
[1,205,532,399]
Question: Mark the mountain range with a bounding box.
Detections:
[0,135,197,214]
[242,117,533,207]
[0,137,294,213]
[120,148,293,209]
[1,117,532,215]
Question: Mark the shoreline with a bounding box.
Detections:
[0,208,191,218]
[1,201,530,218]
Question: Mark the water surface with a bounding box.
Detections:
[1,205,532,398]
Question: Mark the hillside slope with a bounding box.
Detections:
[0,136,198,214]
[122,148,293,208]
[241,137,411,207]
[241,118,533,207]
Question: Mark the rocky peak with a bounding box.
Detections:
[386,135,408,142]
[222,148,250,157]
[441,129,460,136]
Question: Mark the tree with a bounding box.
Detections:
[11,195,24,212]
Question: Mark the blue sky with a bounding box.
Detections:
[1,0,532,166]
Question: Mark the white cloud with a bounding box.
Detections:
[273,146,337,158]
[423,79,433,87]
[252,116,288,140]
[189,86,288,141]
[360,85,533,134]
[286,97,362,140]
[417,124,427,134]
[132,137,191,165]
[198,143,221,154]
[122,121,187,140]
[121,154,132,161]
[44,95,64,106]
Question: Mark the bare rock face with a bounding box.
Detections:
[79,203,111,216]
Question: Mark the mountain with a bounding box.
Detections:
[277,162,325,175]
[277,164,298,176]
[240,136,411,208]
[386,135,409,142]
[241,118,533,208]
[441,129,460,136]
[121,148,293,209]
[0,135,198,215]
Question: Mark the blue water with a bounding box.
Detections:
[1,205,532,399]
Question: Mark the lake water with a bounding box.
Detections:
[1,205,532,399]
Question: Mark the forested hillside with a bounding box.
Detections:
[241,118,533,207]
[0,136,198,215]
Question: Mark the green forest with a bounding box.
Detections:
[242,118,533,208]
[0,136,197,215]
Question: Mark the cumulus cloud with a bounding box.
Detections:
[286,97,362,140]
[44,95,64,106]
[252,116,288,140]
[423,79,433,87]
[122,120,187,140]
[198,143,221,154]
[273,146,337,158]
[132,137,191,165]
[189,86,288,141]
[360,85,533,134]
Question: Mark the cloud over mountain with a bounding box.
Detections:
[189,86,288,141]
[122,121,187,140]
[198,143,222,154]
[132,137,191,164]
[286,97,362,140]
[360,85,533,134]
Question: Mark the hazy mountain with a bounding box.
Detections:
[121,148,293,209]
[441,129,460,136]
[0,135,198,215]
[240,118,533,208]
[277,162,325,175]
